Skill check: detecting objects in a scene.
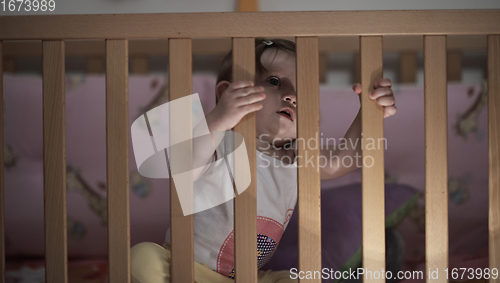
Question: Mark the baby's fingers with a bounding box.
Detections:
[383,105,397,118]
[375,95,395,107]
[352,83,362,94]
[374,78,392,89]
[239,102,264,115]
[370,87,393,100]
[227,81,255,93]
[232,86,265,98]
[235,92,266,107]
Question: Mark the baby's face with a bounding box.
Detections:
[255,49,297,146]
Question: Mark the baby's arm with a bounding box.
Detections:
[189,117,225,181]
[318,78,396,180]
[191,81,266,181]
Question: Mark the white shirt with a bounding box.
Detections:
[165,132,298,278]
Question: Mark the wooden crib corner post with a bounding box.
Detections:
[105,39,130,283]
[360,36,385,283]
[424,35,449,283]
[488,34,500,282]
[42,39,68,283]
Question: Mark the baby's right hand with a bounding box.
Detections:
[206,81,266,131]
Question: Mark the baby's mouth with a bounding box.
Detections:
[277,111,293,121]
[277,107,295,122]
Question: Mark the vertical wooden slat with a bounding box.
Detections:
[42,40,67,283]
[106,39,130,283]
[360,36,385,283]
[447,50,462,82]
[233,37,257,283]
[237,0,259,12]
[131,56,149,74]
[488,34,500,282]
[169,38,194,283]
[296,36,321,283]
[424,35,448,283]
[354,53,361,84]
[0,41,5,283]
[319,52,328,83]
[446,50,462,82]
[400,51,417,83]
[87,57,104,74]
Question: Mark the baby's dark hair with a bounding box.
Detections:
[215,38,296,104]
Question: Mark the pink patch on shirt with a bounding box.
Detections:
[216,216,284,278]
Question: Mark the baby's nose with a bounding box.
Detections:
[284,94,296,106]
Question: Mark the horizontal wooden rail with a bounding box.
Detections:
[0,35,488,57]
[0,10,499,40]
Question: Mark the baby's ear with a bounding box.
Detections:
[216,80,231,102]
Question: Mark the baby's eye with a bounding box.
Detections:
[268,76,281,87]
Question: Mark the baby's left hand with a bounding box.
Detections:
[352,78,397,118]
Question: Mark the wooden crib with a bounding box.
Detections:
[0,9,499,283]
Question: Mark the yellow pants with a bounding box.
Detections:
[130,242,298,283]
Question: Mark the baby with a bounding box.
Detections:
[130,38,396,283]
